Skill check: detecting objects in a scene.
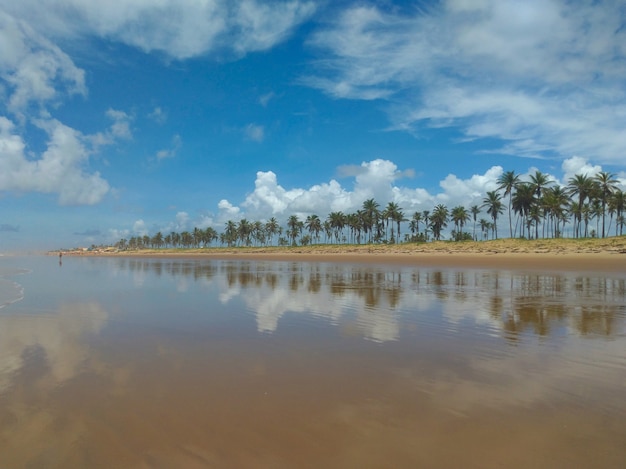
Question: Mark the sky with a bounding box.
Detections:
[1,0,625,251]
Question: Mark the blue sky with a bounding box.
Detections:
[1,0,625,251]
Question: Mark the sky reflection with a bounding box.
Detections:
[0,256,625,468]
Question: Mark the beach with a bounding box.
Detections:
[66,238,626,273]
[3,251,625,468]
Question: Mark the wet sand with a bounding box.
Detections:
[2,256,625,468]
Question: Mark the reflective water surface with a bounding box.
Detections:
[1,256,625,468]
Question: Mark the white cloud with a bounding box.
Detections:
[258,91,275,107]
[90,109,134,147]
[561,156,603,183]
[1,0,317,60]
[156,134,181,160]
[244,123,264,142]
[219,159,502,224]
[0,116,110,205]
[0,302,108,393]
[217,199,241,219]
[132,219,147,236]
[148,106,167,124]
[306,0,626,165]
[0,10,85,116]
[175,211,189,230]
[105,108,132,140]
[128,155,625,244]
[438,166,502,201]
[108,228,130,241]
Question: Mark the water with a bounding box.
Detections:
[0,256,625,468]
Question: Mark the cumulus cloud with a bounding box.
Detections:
[217,199,241,219]
[305,0,626,164]
[0,116,110,205]
[220,158,499,224]
[125,156,626,243]
[438,166,502,202]
[560,156,603,184]
[132,219,147,236]
[1,0,317,60]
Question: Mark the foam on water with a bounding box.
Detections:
[0,266,28,309]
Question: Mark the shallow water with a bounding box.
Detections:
[0,256,625,468]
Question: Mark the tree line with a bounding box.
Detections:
[113,170,624,250]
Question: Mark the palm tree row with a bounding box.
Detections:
[497,170,624,239]
[113,172,624,250]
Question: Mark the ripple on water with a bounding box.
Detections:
[0,267,28,310]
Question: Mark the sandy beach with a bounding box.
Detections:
[68,238,626,273]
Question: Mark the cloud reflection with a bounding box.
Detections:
[108,258,626,344]
[0,302,108,393]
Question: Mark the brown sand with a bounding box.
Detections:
[68,238,626,273]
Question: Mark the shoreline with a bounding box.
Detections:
[61,238,626,273]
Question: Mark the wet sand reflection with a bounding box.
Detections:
[0,257,624,468]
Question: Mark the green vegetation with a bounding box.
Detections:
[112,171,625,250]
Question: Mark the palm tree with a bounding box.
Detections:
[542,186,569,238]
[193,227,203,247]
[482,191,503,239]
[410,211,422,238]
[451,206,470,240]
[422,210,430,241]
[384,202,404,243]
[394,207,406,242]
[610,189,626,236]
[594,171,619,238]
[529,170,553,198]
[265,217,280,246]
[430,204,449,240]
[512,183,535,238]
[479,218,490,240]
[223,220,237,247]
[151,231,164,248]
[323,220,332,244]
[305,215,323,244]
[470,205,480,240]
[204,227,218,246]
[170,231,180,248]
[497,170,520,238]
[237,219,252,246]
[567,174,596,238]
[362,198,380,243]
[252,221,265,246]
[181,231,193,247]
[346,212,363,244]
[287,215,302,246]
[327,211,346,243]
